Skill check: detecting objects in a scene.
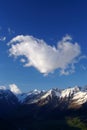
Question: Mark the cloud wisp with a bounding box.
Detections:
[8,35,82,75]
[8,27,15,34]
[0,86,6,90]
[0,36,6,42]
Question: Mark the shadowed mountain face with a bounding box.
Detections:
[0,86,87,130]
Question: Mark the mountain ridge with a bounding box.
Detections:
[0,85,87,130]
[0,85,87,106]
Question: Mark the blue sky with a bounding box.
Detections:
[0,0,87,92]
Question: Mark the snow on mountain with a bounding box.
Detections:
[61,86,80,98]
[17,89,44,103]
[17,86,87,106]
[1,84,87,107]
[40,86,81,101]
[41,89,52,99]
[72,91,87,104]
[41,89,60,99]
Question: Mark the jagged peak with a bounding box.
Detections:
[61,86,80,98]
[40,88,61,99]
[1,85,87,105]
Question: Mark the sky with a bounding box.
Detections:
[0,0,87,92]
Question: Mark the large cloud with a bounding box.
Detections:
[8,35,81,75]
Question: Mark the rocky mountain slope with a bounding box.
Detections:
[0,86,87,130]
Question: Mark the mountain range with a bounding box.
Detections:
[0,86,87,130]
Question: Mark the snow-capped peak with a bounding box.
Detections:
[40,86,81,100]
[0,84,87,107]
[41,89,60,99]
[17,89,43,103]
[60,86,80,98]
[41,89,52,99]
[32,89,41,94]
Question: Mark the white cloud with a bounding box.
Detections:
[9,84,22,94]
[0,36,6,41]
[8,35,82,75]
